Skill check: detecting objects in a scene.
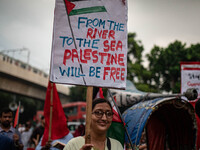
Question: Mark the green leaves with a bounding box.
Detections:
[127,33,200,93]
[147,40,200,93]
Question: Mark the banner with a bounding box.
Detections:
[181,62,200,99]
[50,0,128,89]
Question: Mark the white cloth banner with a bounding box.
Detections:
[50,0,128,89]
[181,62,200,99]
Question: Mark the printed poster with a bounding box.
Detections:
[50,0,128,89]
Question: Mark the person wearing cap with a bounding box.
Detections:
[63,98,123,150]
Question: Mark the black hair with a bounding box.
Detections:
[0,108,13,117]
[92,98,112,110]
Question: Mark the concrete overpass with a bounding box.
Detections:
[0,53,70,103]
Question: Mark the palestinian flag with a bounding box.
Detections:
[64,0,75,15]
[107,96,125,147]
[64,0,107,16]
[93,88,125,147]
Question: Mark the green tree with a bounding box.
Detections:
[127,33,144,63]
[146,40,200,93]
[69,86,87,102]
[127,33,155,92]
[127,32,144,82]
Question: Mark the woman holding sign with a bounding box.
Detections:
[63,98,123,150]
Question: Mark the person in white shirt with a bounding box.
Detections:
[64,98,123,150]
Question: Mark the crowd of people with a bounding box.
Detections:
[0,98,129,150]
[0,108,46,150]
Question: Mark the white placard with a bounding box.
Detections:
[50,0,128,89]
[181,62,200,99]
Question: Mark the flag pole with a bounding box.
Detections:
[17,101,21,127]
[48,82,53,141]
[63,0,86,85]
[108,89,134,150]
[85,86,93,144]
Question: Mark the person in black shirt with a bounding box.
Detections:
[30,116,45,148]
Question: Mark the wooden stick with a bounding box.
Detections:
[49,82,53,141]
[85,86,93,144]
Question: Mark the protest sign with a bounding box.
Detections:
[181,62,200,99]
[50,0,128,89]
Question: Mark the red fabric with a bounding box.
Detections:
[95,88,104,99]
[73,124,85,137]
[112,96,122,123]
[41,82,69,146]
[14,106,19,128]
[147,114,166,150]
[64,0,75,15]
[189,100,200,150]
[112,109,122,123]
[99,88,104,98]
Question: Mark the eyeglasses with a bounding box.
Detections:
[92,110,113,119]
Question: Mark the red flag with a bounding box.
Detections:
[189,100,200,150]
[41,81,69,146]
[96,88,104,99]
[108,96,125,147]
[112,96,123,123]
[14,106,19,128]
[64,0,75,15]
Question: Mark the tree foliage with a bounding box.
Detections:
[127,34,200,93]
[146,40,200,93]
[127,33,155,92]
[69,86,87,102]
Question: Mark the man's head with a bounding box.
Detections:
[41,116,45,127]
[25,121,31,131]
[0,108,13,128]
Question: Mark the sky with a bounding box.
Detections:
[0,0,200,72]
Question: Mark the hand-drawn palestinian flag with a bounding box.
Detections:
[64,0,75,15]
[93,88,125,147]
[64,0,107,16]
